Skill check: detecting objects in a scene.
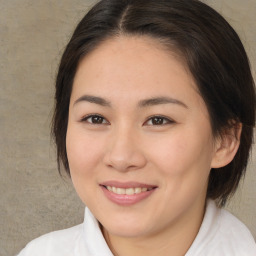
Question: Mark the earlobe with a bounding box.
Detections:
[211,122,242,168]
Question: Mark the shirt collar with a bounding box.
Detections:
[82,207,114,256]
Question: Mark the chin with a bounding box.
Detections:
[102,217,151,238]
[107,226,149,238]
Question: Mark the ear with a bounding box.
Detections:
[211,122,242,168]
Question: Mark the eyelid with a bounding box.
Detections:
[144,115,175,126]
[80,113,110,124]
[79,114,174,126]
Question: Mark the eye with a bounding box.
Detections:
[145,116,174,126]
[81,114,109,125]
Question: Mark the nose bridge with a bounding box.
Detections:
[104,122,146,171]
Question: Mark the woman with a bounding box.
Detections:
[18,0,256,255]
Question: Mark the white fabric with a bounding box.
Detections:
[17,200,256,256]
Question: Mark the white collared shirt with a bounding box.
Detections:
[17,200,256,256]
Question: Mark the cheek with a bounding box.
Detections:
[147,130,213,212]
[147,127,214,178]
[66,127,107,205]
[66,127,104,177]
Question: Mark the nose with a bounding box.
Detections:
[103,127,147,172]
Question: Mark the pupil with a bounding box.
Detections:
[92,116,103,123]
[153,117,163,125]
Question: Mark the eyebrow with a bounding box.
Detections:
[138,97,188,109]
[74,95,111,107]
[73,95,188,109]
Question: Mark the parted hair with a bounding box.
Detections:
[52,0,255,206]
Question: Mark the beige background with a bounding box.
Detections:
[0,0,255,255]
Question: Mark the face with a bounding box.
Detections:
[66,36,218,238]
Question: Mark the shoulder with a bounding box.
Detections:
[17,224,83,256]
[17,207,113,256]
[188,200,256,256]
[217,207,256,253]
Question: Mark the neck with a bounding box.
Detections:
[102,199,206,256]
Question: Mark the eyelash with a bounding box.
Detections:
[81,114,109,125]
[80,114,174,126]
[144,115,174,126]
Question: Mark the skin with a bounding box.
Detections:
[66,36,240,256]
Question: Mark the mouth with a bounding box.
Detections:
[100,181,157,206]
[103,186,154,195]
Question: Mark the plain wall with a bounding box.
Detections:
[0,1,255,255]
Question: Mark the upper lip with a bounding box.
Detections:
[100,181,157,189]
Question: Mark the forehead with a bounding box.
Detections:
[76,35,188,77]
[71,35,200,107]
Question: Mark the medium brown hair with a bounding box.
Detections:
[52,0,255,206]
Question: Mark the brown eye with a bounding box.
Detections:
[91,116,104,124]
[145,116,173,126]
[151,117,165,125]
[82,115,108,124]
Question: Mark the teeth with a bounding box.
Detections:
[116,188,125,195]
[105,186,152,195]
[134,187,141,194]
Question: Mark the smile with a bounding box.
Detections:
[105,186,153,195]
[100,181,157,206]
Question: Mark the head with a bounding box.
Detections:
[53,0,255,210]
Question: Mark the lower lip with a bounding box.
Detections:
[101,186,156,206]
